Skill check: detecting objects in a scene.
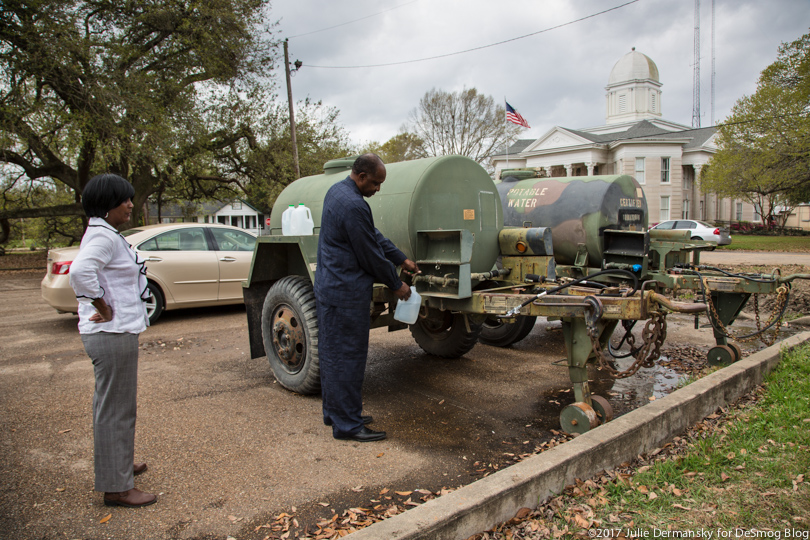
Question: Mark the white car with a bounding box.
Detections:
[42,223,257,324]
[650,220,732,245]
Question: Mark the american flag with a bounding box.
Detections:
[505,101,530,128]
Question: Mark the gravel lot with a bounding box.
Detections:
[0,252,807,540]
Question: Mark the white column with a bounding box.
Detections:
[544,166,553,178]
[586,162,596,176]
[564,164,573,177]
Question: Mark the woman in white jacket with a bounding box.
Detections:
[69,173,156,508]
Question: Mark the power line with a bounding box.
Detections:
[286,0,420,39]
[304,0,639,69]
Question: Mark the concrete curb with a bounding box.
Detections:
[349,331,810,540]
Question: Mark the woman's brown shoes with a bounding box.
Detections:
[104,488,157,508]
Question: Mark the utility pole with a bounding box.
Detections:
[284,39,301,179]
[692,0,701,128]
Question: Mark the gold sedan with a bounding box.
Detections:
[41,223,257,324]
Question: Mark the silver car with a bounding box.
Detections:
[650,220,732,245]
[41,223,257,324]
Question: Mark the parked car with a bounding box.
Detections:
[41,223,257,324]
[650,219,732,245]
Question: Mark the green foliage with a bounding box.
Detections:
[363,132,425,164]
[703,32,810,230]
[0,0,278,229]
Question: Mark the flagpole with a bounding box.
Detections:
[505,98,509,173]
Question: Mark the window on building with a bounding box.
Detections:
[635,158,645,185]
[753,205,762,223]
[232,201,242,210]
[651,93,656,112]
[736,203,743,221]
[682,199,690,219]
[661,158,670,183]
[619,94,627,113]
[660,196,670,222]
[699,200,705,221]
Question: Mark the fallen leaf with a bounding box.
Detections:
[672,504,692,511]
[648,492,658,500]
[55,487,66,492]
[99,514,111,524]
[720,473,730,482]
[318,502,330,507]
[395,491,412,496]
[58,429,72,434]
[379,488,389,495]
[351,486,364,492]
[376,453,384,458]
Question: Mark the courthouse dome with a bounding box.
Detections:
[608,48,660,86]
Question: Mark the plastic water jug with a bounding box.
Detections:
[290,204,314,236]
[281,205,295,235]
[393,289,421,324]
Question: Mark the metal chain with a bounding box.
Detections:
[703,282,789,346]
[588,312,667,379]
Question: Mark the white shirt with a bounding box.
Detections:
[69,218,149,334]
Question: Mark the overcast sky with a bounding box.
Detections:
[268,0,809,147]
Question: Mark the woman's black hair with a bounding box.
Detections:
[81,174,135,218]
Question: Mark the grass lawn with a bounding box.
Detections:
[722,235,810,252]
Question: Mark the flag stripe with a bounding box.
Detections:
[505,101,530,128]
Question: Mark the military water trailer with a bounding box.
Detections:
[243,156,707,434]
[484,168,810,363]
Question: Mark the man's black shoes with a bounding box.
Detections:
[334,426,387,442]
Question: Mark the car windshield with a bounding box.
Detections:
[120,228,144,237]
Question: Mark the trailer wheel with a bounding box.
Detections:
[479,315,537,347]
[261,276,320,394]
[409,308,482,358]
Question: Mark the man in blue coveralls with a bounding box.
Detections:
[315,153,421,442]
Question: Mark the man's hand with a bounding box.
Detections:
[401,259,421,277]
[394,282,411,301]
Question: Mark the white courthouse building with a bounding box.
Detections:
[491,48,758,225]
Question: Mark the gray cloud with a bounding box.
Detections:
[272,0,810,145]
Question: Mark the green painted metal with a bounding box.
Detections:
[270,155,503,274]
[496,172,648,266]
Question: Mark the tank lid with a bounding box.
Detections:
[323,157,357,173]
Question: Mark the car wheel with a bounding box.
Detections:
[261,276,320,394]
[145,282,165,325]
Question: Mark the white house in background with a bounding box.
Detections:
[144,199,265,236]
[491,48,758,226]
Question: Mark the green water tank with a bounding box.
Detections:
[496,172,648,266]
[270,155,503,274]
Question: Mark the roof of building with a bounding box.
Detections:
[608,48,660,86]
[494,120,716,158]
[145,199,260,218]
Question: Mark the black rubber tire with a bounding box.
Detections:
[409,309,482,358]
[261,276,320,394]
[479,315,537,347]
[145,281,164,325]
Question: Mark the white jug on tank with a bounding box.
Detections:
[290,204,314,236]
[281,204,296,235]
